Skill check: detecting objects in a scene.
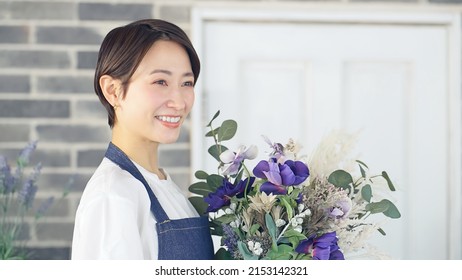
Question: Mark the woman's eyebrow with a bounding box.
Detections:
[150,69,194,77]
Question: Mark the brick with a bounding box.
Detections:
[25,247,70,260]
[77,51,98,69]
[159,5,190,23]
[34,197,70,218]
[37,26,103,45]
[0,26,29,43]
[0,75,30,93]
[0,100,69,118]
[0,50,70,69]
[79,3,152,21]
[37,173,91,193]
[0,124,29,142]
[74,100,107,119]
[37,76,93,94]
[35,222,74,241]
[0,2,7,20]
[77,149,106,167]
[10,1,76,20]
[159,149,190,167]
[36,124,110,143]
[1,222,30,241]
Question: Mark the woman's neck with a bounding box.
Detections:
[111,128,165,180]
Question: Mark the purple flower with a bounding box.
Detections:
[204,177,255,212]
[220,145,258,176]
[253,159,309,195]
[18,179,38,209]
[328,198,352,219]
[295,232,345,260]
[0,156,15,194]
[17,140,37,167]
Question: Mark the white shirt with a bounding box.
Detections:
[71,157,199,260]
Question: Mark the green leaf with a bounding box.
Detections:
[356,160,369,169]
[377,228,386,236]
[365,200,390,214]
[205,127,220,138]
[207,110,220,127]
[249,224,261,235]
[217,120,238,141]
[361,184,372,202]
[206,174,224,190]
[216,214,238,224]
[188,181,213,196]
[283,229,306,239]
[208,145,228,162]
[359,165,366,178]
[194,170,208,180]
[237,241,259,260]
[328,170,353,189]
[265,213,278,251]
[265,244,293,260]
[188,196,208,215]
[214,248,233,260]
[382,199,401,219]
[382,171,396,191]
[279,196,293,221]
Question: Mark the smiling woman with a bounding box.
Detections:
[70,19,214,260]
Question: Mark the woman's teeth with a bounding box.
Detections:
[156,116,180,123]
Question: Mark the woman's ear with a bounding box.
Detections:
[99,75,122,107]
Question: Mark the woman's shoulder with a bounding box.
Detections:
[78,158,149,207]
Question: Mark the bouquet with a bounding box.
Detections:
[189,111,401,260]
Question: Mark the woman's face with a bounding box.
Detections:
[115,40,195,144]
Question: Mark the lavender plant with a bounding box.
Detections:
[0,141,69,259]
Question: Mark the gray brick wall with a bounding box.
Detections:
[0,0,460,260]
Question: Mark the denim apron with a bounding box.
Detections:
[105,142,214,260]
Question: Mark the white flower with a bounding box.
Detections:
[220,145,258,175]
[275,219,286,227]
[247,240,263,256]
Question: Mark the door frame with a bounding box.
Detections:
[190,6,461,259]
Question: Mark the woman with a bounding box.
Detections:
[71,19,214,260]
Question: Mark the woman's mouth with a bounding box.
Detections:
[155,115,181,128]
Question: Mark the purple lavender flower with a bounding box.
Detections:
[17,140,38,167]
[204,177,255,212]
[18,179,38,209]
[222,224,239,254]
[295,231,345,260]
[253,159,309,195]
[1,155,15,194]
[36,196,54,218]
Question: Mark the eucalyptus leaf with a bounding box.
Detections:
[188,181,213,196]
[356,160,369,169]
[377,228,386,236]
[208,145,228,162]
[205,127,220,138]
[361,184,372,203]
[206,174,224,190]
[359,165,366,179]
[218,120,238,142]
[207,110,220,127]
[188,196,208,215]
[383,199,401,219]
[382,171,396,191]
[365,199,390,214]
[328,170,353,189]
[194,170,209,180]
[214,247,233,260]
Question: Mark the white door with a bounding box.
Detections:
[191,9,461,260]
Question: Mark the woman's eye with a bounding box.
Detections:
[154,80,167,86]
[183,81,194,87]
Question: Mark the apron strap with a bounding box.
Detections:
[104,142,170,222]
